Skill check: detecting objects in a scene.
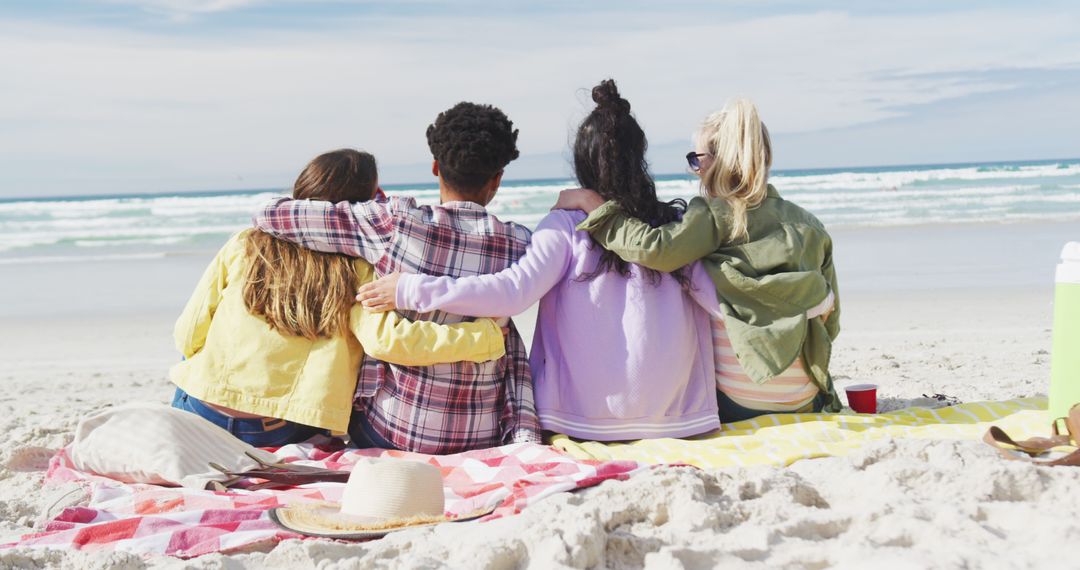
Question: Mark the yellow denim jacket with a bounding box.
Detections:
[170,230,506,433]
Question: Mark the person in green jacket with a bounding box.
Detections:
[554,99,841,420]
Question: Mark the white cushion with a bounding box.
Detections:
[68,403,277,489]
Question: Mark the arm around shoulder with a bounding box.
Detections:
[251,197,394,263]
[575,197,725,273]
[396,212,574,316]
[351,307,506,366]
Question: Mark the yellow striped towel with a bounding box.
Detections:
[550,397,1048,468]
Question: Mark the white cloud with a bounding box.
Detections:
[105,0,271,20]
[0,6,1078,195]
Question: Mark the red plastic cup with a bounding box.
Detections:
[845,384,878,414]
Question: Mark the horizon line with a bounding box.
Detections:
[2,156,1076,204]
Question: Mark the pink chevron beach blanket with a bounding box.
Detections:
[3,442,643,558]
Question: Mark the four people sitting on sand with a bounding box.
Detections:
[170,78,839,451]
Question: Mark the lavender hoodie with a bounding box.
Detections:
[395,210,721,441]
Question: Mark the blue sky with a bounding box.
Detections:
[1,0,1078,197]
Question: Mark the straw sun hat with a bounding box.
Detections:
[270,458,492,539]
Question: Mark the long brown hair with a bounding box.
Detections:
[243,149,378,339]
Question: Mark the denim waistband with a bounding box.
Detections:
[173,388,287,434]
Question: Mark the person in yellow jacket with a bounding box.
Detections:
[170,149,506,447]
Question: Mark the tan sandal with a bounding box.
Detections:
[983,404,1080,466]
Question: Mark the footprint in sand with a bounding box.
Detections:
[5,446,57,471]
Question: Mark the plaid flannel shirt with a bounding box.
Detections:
[253,196,541,454]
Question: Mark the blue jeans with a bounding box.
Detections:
[171,388,327,447]
[717,390,826,423]
[347,412,399,450]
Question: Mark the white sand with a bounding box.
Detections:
[1,221,1077,568]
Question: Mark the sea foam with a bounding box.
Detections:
[1,159,1078,263]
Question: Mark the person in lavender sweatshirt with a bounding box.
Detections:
[354,79,723,441]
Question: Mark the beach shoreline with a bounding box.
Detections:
[2,218,1074,318]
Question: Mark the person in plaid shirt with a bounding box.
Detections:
[253,102,541,454]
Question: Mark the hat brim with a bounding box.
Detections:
[268,502,495,540]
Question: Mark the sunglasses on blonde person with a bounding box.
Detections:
[685,152,710,172]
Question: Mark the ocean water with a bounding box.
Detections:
[1,158,1078,265]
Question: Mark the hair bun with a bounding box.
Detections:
[592,79,631,114]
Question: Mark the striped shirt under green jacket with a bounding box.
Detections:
[577,184,842,413]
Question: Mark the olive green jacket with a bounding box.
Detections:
[577,185,842,412]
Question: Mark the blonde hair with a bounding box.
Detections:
[242,149,377,340]
[243,233,360,340]
[697,99,772,243]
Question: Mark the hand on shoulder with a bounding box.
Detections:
[551,188,605,214]
[356,272,401,312]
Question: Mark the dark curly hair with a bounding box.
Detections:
[426,102,520,197]
[574,79,688,286]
